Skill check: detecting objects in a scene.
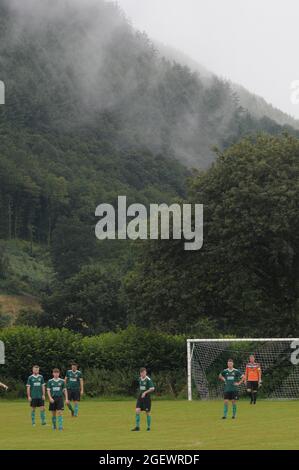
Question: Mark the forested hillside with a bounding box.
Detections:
[157,43,299,130]
[0,0,298,336]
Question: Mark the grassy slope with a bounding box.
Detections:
[0,241,53,296]
[0,400,298,450]
[0,241,51,322]
[0,295,41,318]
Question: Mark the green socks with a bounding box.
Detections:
[223,403,237,418]
[146,415,151,430]
[40,410,46,425]
[58,415,63,431]
[52,416,57,429]
[74,403,79,417]
[52,416,63,430]
[32,410,46,425]
[134,414,151,430]
[67,402,74,413]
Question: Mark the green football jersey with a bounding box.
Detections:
[220,368,243,392]
[47,378,65,398]
[26,374,45,399]
[138,376,155,396]
[65,370,83,390]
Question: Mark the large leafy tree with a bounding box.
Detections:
[41,264,126,334]
[125,134,299,335]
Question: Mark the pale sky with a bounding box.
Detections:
[112,0,299,118]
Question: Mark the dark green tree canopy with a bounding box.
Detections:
[41,264,126,334]
[125,135,299,336]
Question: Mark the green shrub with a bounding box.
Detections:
[0,312,12,328]
[0,326,186,397]
[0,377,25,399]
[83,368,187,398]
[0,326,82,381]
[83,368,136,397]
[14,308,42,327]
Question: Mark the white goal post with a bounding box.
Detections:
[187,338,299,401]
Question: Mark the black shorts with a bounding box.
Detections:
[49,397,64,411]
[136,395,151,412]
[247,381,259,391]
[68,389,81,401]
[224,391,239,401]
[30,398,44,408]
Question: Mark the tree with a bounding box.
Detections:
[43,175,69,246]
[51,215,98,280]
[124,135,299,336]
[41,264,126,334]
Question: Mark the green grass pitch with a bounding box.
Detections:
[0,399,298,450]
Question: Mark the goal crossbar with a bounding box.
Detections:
[187,338,299,342]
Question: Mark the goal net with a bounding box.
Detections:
[187,338,299,400]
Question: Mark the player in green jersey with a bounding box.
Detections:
[65,362,84,417]
[132,367,155,432]
[0,381,8,391]
[26,365,46,426]
[47,368,69,431]
[219,359,244,419]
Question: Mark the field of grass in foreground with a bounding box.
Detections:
[0,400,298,450]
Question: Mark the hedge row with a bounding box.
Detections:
[0,326,187,397]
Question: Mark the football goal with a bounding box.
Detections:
[187,338,299,400]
